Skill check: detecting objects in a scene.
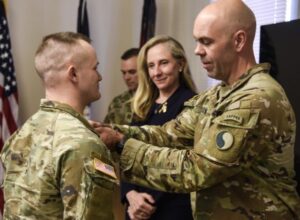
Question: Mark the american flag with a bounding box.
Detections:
[0,1,18,146]
[0,0,18,216]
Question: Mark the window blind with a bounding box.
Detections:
[243,0,298,61]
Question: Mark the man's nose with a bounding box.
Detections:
[124,72,131,80]
[194,43,206,56]
[98,72,102,81]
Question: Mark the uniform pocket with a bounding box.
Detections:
[195,109,259,166]
[83,159,117,190]
[82,158,116,219]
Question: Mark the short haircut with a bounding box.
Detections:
[121,48,140,60]
[34,32,91,79]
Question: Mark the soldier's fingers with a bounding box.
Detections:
[88,120,101,128]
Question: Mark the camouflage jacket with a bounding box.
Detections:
[1,100,118,220]
[114,64,300,220]
[104,90,134,124]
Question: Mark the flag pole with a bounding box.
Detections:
[140,0,156,47]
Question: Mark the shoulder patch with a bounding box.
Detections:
[224,114,243,124]
[93,157,117,179]
[227,101,240,110]
[216,131,234,150]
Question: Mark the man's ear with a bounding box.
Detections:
[234,30,246,52]
[67,65,78,83]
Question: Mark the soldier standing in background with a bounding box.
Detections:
[104,48,140,125]
[1,32,117,219]
[95,0,300,219]
[103,47,140,220]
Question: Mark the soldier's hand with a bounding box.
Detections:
[88,120,124,149]
[89,120,102,129]
[126,190,156,220]
[96,126,124,150]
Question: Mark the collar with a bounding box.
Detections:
[218,63,270,100]
[40,99,98,136]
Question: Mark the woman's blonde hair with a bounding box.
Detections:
[132,35,197,120]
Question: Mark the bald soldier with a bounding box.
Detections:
[1,32,118,219]
[95,0,300,219]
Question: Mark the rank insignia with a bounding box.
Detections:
[216,131,234,150]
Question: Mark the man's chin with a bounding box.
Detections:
[127,85,136,91]
[206,70,214,77]
[89,94,101,104]
[206,71,218,80]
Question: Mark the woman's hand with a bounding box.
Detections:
[126,190,156,220]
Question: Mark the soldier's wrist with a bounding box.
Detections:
[115,135,128,154]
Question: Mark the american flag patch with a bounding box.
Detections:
[93,157,117,179]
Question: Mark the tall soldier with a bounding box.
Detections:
[96,0,300,219]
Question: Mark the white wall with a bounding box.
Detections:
[6,0,210,124]
[298,0,300,17]
[7,0,79,123]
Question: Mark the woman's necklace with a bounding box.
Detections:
[154,101,168,114]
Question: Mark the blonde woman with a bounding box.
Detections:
[122,35,197,220]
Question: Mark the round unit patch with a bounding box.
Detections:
[216,131,234,150]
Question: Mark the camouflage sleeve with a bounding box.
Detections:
[0,131,18,186]
[103,101,115,124]
[113,100,198,148]
[104,93,133,125]
[120,138,242,193]
[119,90,295,193]
[58,139,117,219]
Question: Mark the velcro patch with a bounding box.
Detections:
[93,157,117,179]
[227,101,240,110]
[216,131,234,150]
[224,114,243,124]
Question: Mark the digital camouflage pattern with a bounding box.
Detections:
[104,90,134,124]
[1,100,118,220]
[114,64,300,219]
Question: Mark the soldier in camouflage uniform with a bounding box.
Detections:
[0,32,117,219]
[104,48,140,125]
[104,90,134,125]
[103,48,140,220]
[96,0,300,219]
